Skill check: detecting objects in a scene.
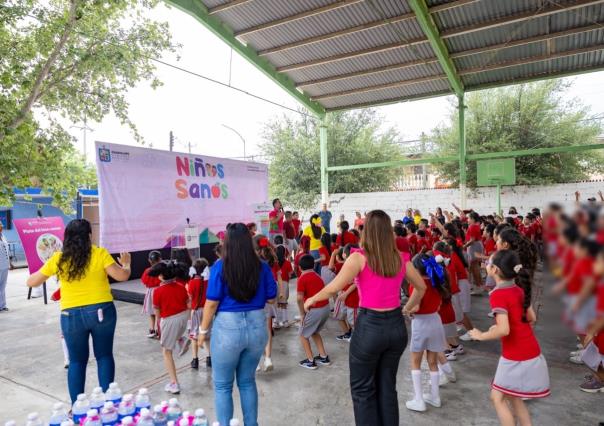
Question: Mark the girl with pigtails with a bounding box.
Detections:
[469,250,550,426]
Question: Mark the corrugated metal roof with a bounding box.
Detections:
[191,0,604,111]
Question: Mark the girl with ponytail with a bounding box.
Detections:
[405,253,449,413]
[445,237,475,340]
[272,245,293,329]
[469,250,550,426]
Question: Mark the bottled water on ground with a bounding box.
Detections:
[136,408,154,426]
[84,409,102,426]
[25,413,43,426]
[211,423,220,426]
[152,405,168,426]
[116,395,135,421]
[229,420,240,426]
[160,401,169,413]
[5,421,17,426]
[134,388,151,414]
[166,399,182,422]
[90,388,106,411]
[49,402,69,426]
[72,394,91,425]
[60,421,75,426]
[100,401,118,426]
[105,383,122,406]
[119,416,134,426]
[192,409,208,426]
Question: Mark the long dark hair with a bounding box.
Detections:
[412,253,450,300]
[309,214,322,239]
[222,223,262,302]
[57,219,93,282]
[499,228,538,274]
[320,232,332,257]
[491,250,533,322]
[276,245,287,268]
[340,220,350,244]
[148,260,189,281]
[446,237,468,268]
[172,248,193,268]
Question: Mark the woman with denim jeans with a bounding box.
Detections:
[27,219,131,403]
[304,210,427,426]
[197,223,277,426]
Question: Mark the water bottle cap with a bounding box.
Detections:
[103,402,114,409]
[77,394,87,401]
[121,416,133,425]
[93,387,103,394]
[181,411,190,418]
[108,383,118,389]
[27,413,39,420]
[153,405,163,413]
[168,398,178,405]
[86,409,98,417]
[60,422,73,426]
[122,394,133,402]
[194,409,205,417]
[53,402,64,410]
[160,401,168,407]
[138,388,148,395]
[140,408,150,417]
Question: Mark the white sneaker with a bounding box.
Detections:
[282,321,291,328]
[570,350,583,357]
[444,369,457,383]
[569,354,584,365]
[405,399,426,412]
[576,342,584,350]
[453,344,465,355]
[263,357,274,372]
[294,314,301,321]
[273,322,281,330]
[423,394,442,408]
[459,332,474,341]
[456,325,465,333]
[445,351,457,361]
[164,382,180,394]
[438,373,449,386]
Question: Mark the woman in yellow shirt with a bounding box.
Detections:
[302,214,326,273]
[27,219,131,403]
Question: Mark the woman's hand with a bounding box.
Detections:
[402,303,418,317]
[336,293,347,303]
[469,328,483,341]
[197,332,206,348]
[118,252,131,267]
[303,297,315,312]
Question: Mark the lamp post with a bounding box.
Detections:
[71,119,94,162]
[221,124,246,160]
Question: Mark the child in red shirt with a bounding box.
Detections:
[332,244,359,342]
[292,211,302,240]
[150,261,191,395]
[406,223,418,255]
[394,225,410,253]
[187,258,210,370]
[294,236,311,278]
[296,255,331,370]
[470,250,550,425]
[141,250,162,338]
[273,245,294,329]
[416,230,429,254]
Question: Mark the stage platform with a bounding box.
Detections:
[111,279,145,304]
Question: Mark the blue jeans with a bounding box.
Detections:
[310,249,321,273]
[0,268,8,309]
[211,309,268,426]
[60,302,117,403]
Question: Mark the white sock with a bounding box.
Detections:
[430,372,440,400]
[439,361,453,375]
[411,370,423,401]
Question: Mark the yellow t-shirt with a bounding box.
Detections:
[303,225,326,251]
[40,245,116,310]
[413,214,422,225]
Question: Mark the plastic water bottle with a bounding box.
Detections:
[73,394,91,425]
[49,402,69,426]
[228,420,240,426]
[105,383,122,406]
[90,388,106,411]
[179,411,192,426]
[61,420,75,426]
[152,405,168,426]
[5,421,16,426]
[134,388,151,414]
[119,417,134,426]
[84,409,102,426]
[160,401,169,413]
[117,395,135,421]
[26,413,43,426]
[136,408,154,426]
[167,422,175,426]
[100,401,118,426]
[166,399,182,422]
[192,409,208,426]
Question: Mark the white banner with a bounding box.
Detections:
[96,142,268,252]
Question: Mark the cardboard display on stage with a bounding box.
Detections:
[252,202,272,236]
[13,217,65,273]
[95,142,268,253]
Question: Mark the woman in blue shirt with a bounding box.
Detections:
[198,223,277,426]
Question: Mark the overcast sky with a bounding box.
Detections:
[74,2,604,163]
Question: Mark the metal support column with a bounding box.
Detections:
[320,116,329,204]
[496,184,502,216]
[458,93,467,208]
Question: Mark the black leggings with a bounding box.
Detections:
[349,308,408,426]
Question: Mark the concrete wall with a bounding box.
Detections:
[310,180,603,231]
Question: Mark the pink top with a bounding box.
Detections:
[354,248,409,310]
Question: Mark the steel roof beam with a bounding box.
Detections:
[257,0,479,57]
[208,0,254,15]
[409,0,464,96]
[164,0,326,118]
[234,0,363,38]
[296,22,603,88]
[276,0,603,74]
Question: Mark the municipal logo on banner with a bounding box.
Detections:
[99,147,111,162]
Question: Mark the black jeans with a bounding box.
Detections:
[349,308,408,426]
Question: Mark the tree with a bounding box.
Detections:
[260,109,403,210]
[430,80,604,187]
[0,0,176,210]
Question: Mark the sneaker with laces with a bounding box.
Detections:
[336,331,352,342]
[273,322,281,330]
[299,359,318,370]
[423,394,442,408]
[459,332,474,342]
[313,355,331,366]
[453,344,465,355]
[569,350,583,357]
[579,375,604,393]
[190,357,199,369]
[569,354,584,365]
[405,399,426,412]
[146,329,157,338]
[263,357,274,372]
[444,350,457,361]
[164,382,180,394]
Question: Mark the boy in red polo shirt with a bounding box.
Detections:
[150,261,191,394]
[297,255,331,370]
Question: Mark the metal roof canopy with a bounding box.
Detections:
[165,0,604,208]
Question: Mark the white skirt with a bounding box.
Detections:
[492,354,550,399]
[570,296,596,335]
[451,292,464,323]
[410,313,446,353]
[141,287,155,316]
[581,341,604,371]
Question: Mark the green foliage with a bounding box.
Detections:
[260,109,403,210]
[0,0,176,210]
[430,80,604,186]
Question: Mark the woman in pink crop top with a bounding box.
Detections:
[305,210,426,426]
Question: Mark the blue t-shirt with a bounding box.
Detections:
[206,259,277,312]
[318,210,332,233]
